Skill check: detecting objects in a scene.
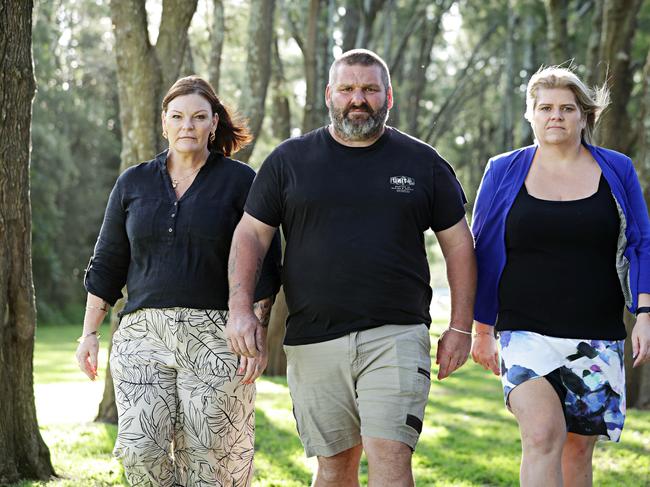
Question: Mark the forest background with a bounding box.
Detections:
[2,0,650,484]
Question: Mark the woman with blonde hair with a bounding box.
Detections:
[471,66,650,486]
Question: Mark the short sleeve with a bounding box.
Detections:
[244,151,284,228]
[430,156,467,232]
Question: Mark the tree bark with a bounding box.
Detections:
[271,35,292,141]
[209,0,226,92]
[156,0,197,93]
[584,0,603,87]
[97,0,198,424]
[596,0,643,153]
[502,0,516,150]
[355,0,386,49]
[544,0,570,64]
[342,0,360,52]
[0,0,56,482]
[519,3,537,146]
[302,0,323,134]
[405,2,447,137]
[236,0,276,163]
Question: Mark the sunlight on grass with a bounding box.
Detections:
[11,321,650,486]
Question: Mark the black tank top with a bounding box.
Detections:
[497,174,626,340]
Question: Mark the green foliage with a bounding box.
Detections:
[31,0,120,323]
[5,322,647,486]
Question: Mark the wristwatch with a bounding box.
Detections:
[635,306,650,316]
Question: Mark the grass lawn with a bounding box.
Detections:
[10,321,650,486]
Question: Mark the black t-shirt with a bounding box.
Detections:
[497,174,625,339]
[85,150,281,315]
[245,126,467,345]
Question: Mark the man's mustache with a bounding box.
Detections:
[344,104,373,116]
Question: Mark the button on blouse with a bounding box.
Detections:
[85,150,281,315]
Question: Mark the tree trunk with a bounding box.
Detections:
[0,0,56,482]
[271,35,292,141]
[317,1,335,124]
[405,6,443,137]
[342,0,360,52]
[209,0,226,92]
[355,0,386,49]
[544,0,569,64]
[97,0,198,424]
[502,0,516,150]
[519,4,536,146]
[301,0,323,134]
[596,0,643,153]
[584,0,603,87]
[236,0,276,163]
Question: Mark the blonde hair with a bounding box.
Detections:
[524,66,610,144]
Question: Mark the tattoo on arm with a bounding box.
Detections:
[254,256,263,286]
[253,299,273,327]
[228,243,240,299]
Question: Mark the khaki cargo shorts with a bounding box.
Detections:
[284,323,431,457]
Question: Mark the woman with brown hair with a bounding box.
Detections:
[75,75,281,486]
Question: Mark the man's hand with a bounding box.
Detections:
[435,327,471,380]
[226,310,261,357]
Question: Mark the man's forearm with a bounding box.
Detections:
[228,227,267,312]
[445,241,477,330]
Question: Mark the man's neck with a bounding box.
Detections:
[327,124,386,147]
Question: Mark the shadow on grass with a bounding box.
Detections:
[253,408,313,485]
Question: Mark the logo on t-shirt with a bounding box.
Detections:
[390,175,415,193]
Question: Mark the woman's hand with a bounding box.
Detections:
[238,325,268,384]
[471,323,500,375]
[75,335,100,380]
[632,313,650,367]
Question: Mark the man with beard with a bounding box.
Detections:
[226,49,476,486]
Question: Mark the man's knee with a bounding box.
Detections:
[316,444,363,480]
[363,436,412,467]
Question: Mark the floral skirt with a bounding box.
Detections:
[499,330,626,442]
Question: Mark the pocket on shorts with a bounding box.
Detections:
[394,325,432,396]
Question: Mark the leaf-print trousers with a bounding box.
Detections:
[110,308,255,487]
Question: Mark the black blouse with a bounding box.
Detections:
[84,150,281,316]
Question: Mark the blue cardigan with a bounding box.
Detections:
[472,143,650,326]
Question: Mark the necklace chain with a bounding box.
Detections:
[170,164,203,189]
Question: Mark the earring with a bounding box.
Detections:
[209,132,216,142]
[163,131,168,140]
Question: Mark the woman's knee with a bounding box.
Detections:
[563,434,597,462]
[520,425,566,455]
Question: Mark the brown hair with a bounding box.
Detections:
[329,49,391,91]
[525,66,610,144]
[162,75,252,156]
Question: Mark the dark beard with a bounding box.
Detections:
[328,98,389,142]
